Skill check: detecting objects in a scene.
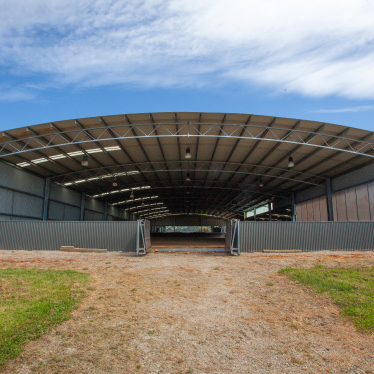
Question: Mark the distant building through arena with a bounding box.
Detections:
[1,112,374,253]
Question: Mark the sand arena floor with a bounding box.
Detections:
[1,250,374,374]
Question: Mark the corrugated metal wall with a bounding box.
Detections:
[0,162,134,222]
[0,221,137,251]
[240,221,374,252]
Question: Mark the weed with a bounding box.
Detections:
[136,364,142,369]
[99,296,104,299]
[213,267,219,270]
[82,268,89,270]
[177,358,184,363]
[131,288,137,292]
[291,355,303,364]
[186,369,193,373]
[87,306,95,311]
[267,282,274,286]
[105,262,111,264]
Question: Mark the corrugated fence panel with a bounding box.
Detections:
[0,221,138,252]
[240,222,374,252]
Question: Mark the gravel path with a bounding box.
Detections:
[1,250,374,374]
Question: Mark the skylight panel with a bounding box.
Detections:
[49,154,66,160]
[68,151,84,156]
[31,158,49,164]
[86,148,103,154]
[17,162,31,167]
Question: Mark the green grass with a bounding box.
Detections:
[0,268,89,369]
[279,265,374,333]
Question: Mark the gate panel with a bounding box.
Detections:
[136,219,151,256]
[225,219,240,255]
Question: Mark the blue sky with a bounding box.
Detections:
[0,0,374,132]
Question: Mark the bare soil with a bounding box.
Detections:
[1,250,374,374]
[151,236,225,248]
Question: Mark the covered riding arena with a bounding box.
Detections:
[1,112,374,252]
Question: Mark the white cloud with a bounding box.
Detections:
[1,0,374,99]
[312,105,374,113]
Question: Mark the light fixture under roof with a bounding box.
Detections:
[185,147,191,159]
[186,172,191,182]
[130,191,134,199]
[81,155,88,167]
[112,178,118,187]
[287,156,295,168]
[259,179,264,187]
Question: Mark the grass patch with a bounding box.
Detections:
[279,265,374,333]
[0,268,89,369]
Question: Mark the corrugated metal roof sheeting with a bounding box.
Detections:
[0,221,137,251]
[240,222,374,252]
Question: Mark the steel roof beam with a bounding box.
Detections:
[99,117,146,185]
[124,114,161,183]
[207,115,252,211]
[2,122,373,159]
[51,160,323,188]
[193,113,202,181]
[50,122,124,186]
[150,113,173,182]
[244,123,328,197]
[25,127,87,174]
[0,130,63,176]
[174,113,184,181]
[272,128,368,190]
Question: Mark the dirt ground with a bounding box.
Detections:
[151,236,225,248]
[1,250,374,374]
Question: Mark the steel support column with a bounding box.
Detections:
[42,178,50,221]
[291,192,297,221]
[268,202,272,221]
[326,178,334,221]
[80,193,85,221]
[104,203,108,221]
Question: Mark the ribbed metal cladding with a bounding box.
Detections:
[0,221,138,252]
[240,222,374,252]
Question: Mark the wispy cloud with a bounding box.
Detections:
[0,86,35,101]
[1,0,374,100]
[312,106,374,113]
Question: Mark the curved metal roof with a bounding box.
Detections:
[1,112,373,219]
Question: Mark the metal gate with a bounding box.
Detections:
[136,219,151,255]
[225,219,240,255]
